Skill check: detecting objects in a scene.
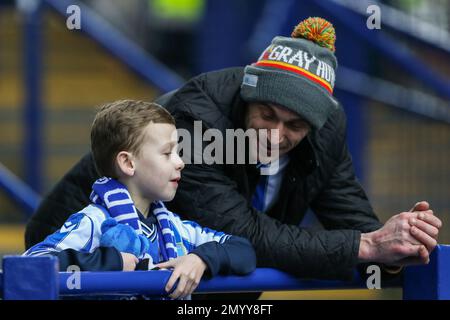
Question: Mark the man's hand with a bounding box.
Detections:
[155,254,207,299]
[121,252,138,271]
[408,201,441,252]
[358,204,441,267]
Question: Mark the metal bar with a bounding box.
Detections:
[313,0,450,100]
[58,268,372,296]
[0,163,41,215]
[23,0,44,194]
[336,67,450,124]
[328,0,450,54]
[43,0,184,93]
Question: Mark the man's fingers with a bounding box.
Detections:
[410,201,429,212]
[410,218,439,239]
[416,212,442,229]
[410,226,437,253]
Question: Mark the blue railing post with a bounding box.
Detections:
[2,256,59,300]
[23,0,44,194]
[403,245,450,300]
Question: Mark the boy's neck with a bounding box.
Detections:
[119,178,153,218]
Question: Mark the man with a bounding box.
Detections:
[26,17,441,281]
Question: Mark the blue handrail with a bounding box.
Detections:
[314,0,450,100]
[2,0,187,216]
[44,0,185,93]
[0,163,41,216]
[2,247,450,299]
[327,0,450,54]
[56,268,393,296]
[0,255,401,299]
[3,245,450,299]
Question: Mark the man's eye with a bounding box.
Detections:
[261,114,274,120]
[288,122,309,131]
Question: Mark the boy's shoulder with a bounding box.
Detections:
[74,203,110,225]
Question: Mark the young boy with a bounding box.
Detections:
[24,100,256,299]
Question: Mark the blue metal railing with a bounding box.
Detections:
[2,0,186,215]
[0,163,41,216]
[2,245,450,299]
[23,0,44,194]
[315,0,450,100]
[44,0,185,93]
[328,0,450,55]
[1,262,399,300]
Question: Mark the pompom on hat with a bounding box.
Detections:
[241,17,339,129]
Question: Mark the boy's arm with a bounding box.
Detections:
[25,153,99,249]
[49,247,123,271]
[174,214,256,277]
[24,211,132,271]
[190,236,256,278]
[155,235,255,299]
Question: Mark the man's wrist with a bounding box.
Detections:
[358,232,374,263]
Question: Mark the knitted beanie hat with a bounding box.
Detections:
[240,17,339,129]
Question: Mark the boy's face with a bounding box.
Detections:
[132,122,184,203]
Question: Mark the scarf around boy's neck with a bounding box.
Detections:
[89,177,178,260]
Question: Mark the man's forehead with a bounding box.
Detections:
[261,102,306,122]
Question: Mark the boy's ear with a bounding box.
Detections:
[116,151,135,177]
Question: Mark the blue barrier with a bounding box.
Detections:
[1,245,449,300]
[403,245,450,300]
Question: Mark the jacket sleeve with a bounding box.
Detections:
[25,153,100,249]
[24,211,123,271]
[310,108,383,234]
[169,117,362,281]
[50,247,123,271]
[191,236,256,278]
[171,213,256,277]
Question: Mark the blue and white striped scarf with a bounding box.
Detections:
[90,177,178,260]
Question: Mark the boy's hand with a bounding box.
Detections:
[155,254,207,299]
[121,252,138,271]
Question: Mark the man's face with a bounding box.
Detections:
[132,123,184,203]
[245,102,311,159]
